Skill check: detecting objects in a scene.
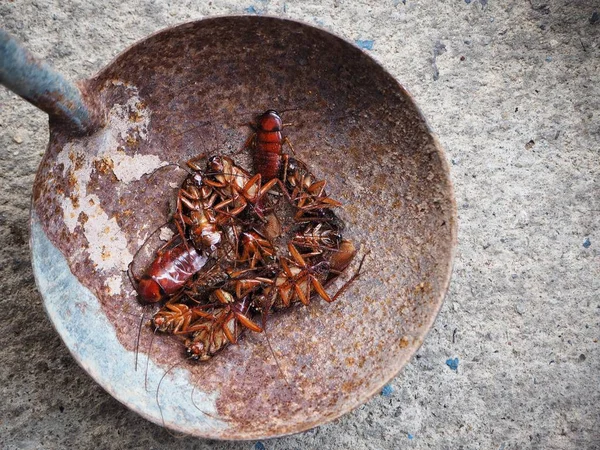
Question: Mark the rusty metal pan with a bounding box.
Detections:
[2,16,456,439]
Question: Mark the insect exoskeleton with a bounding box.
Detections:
[184,287,265,361]
[134,236,208,304]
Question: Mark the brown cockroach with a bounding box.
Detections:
[327,239,358,280]
[152,301,216,335]
[175,160,228,251]
[180,260,232,301]
[267,239,362,309]
[204,156,278,219]
[267,242,333,308]
[185,288,264,361]
[238,230,277,269]
[150,272,273,358]
[283,156,342,219]
[291,222,342,253]
[175,155,268,268]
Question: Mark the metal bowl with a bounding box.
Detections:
[30,16,456,439]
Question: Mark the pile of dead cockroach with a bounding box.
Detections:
[131,110,362,361]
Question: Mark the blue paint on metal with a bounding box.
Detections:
[255,442,266,450]
[446,357,459,371]
[408,433,414,440]
[355,39,374,50]
[30,212,227,435]
[0,29,96,134]
[245,5,259,14]
[583,238,591,248]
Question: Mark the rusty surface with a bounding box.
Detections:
[32,17,457,439]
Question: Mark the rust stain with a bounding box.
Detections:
[95,156,115,174]
[69,193,79,209]
[67,171,78,188]
[398,336,410,348]
[414,281,432,295]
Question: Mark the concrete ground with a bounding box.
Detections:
[1,1,598,449]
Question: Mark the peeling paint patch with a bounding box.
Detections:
[106,275,123,296]
[381,384,394,397]
[54,83,157,272]
[111,151,167,183]
[61,193,100,234]
[84,207,133,272]
[61,187,133,271]
[160,226,175,242]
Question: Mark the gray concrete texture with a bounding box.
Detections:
[0,1,598,449]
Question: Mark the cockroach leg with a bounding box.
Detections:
[329,251,368,303]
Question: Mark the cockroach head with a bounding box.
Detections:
[258,110,283,132]
[208,155,224,172]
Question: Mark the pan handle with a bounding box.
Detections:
[0,29,103,135]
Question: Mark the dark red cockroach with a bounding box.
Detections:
[251,110,286,181]
[134,236,208,304]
